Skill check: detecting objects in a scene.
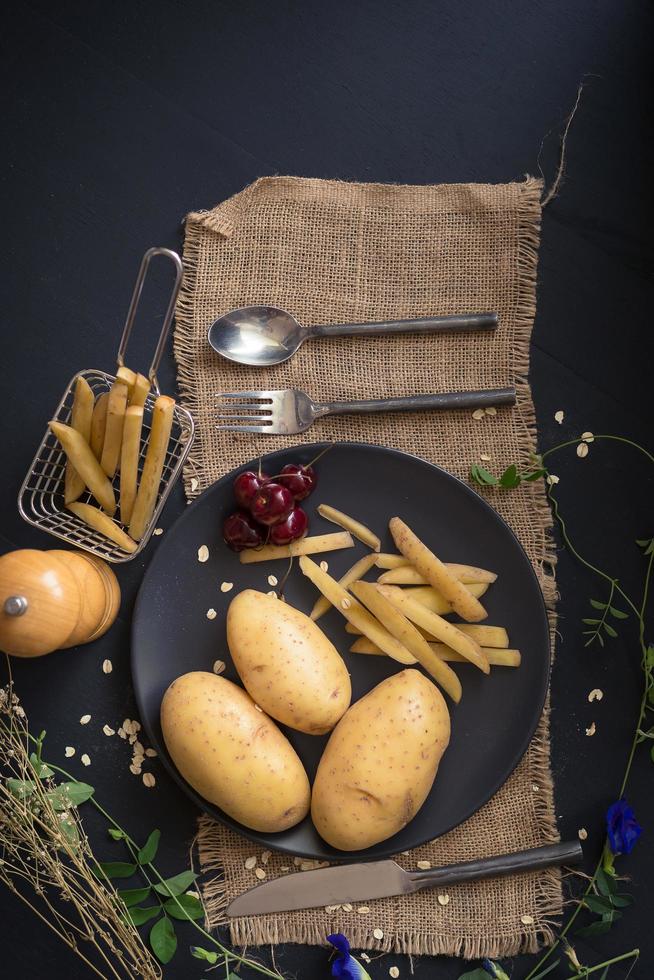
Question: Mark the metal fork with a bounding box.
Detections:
[215,386,516,435]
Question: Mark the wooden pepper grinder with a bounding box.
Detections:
[0,549,121,657]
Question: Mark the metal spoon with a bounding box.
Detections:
[208,305,499,367]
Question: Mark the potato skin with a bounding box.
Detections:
[160,671,310,832]
[226,590,351,734]
[311,669,450,850]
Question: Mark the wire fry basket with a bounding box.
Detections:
[18,248,195,563]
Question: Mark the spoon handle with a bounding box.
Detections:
[309,311,498,339]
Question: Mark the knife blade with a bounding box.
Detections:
[226,840,583,917]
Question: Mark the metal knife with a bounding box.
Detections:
[227,840,582,917]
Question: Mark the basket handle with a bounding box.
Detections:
[116,247,184,395]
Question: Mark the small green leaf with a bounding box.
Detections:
[646,644,654,667]
[138,829,161,865]
[609,606,628,620]
[29,753,54,778]
[582,618,600,625]
[150,916,177,964]
[609,893,633,907]
[6,778,36,799]
[602,622,618,638]
[470,465,499,486]
[597,633,605,647]
[523,469,546,482]
[94,861,138,880]
[118,886,152,908]
[595,868,615,896]
[499,464,521,488]
[108,827,126,840]
[575,919,613,938]
[650,745,654,763]
[589,599,607,610]
[46,782,94,810]
[164,893,204,921]
[583,894,614,914]
[153,871,197,897]
[125,905,161,927]
[191,947,219,964]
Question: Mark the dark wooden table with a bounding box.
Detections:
[2,2,652,977]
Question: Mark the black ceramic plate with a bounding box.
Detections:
[132,443,550,860]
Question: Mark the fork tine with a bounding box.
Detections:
[216,424,274,433]
[214,404,272,413]
[214,391,274,400]
[216,414,272,422]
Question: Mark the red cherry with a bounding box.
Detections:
[233,470,269,509]
[277,463,318,500]
[269,507,308,545]
[223,510,264,551]
[250,482,294,526]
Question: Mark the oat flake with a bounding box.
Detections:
[117,727,126,739]
[198,545,209,562]
[153,527,164,536]
[437,894,450,906]
[102,659,112,674]
[340,597,351,609]
[472,408,485,420]
[484,406,497,416]
[79,714,91,725]
[341,903,353,912]
[582,431,595,442]
[254,867,266,880]
[212,660,226,675]
[244,856,257,870]
[357,906,370,914]
[389,968,400,978]
[206,608,217,620]
[554,410,565,424]
[546,474,560,486]
[577,442,589,458]
[320,560,329,572]
[373,927,384,940]
[521,914,534,925]
[129,763,142,775]
[261,850,271,865]
[266,590,277,598]
[220,581,234,592]
[142,773,156,788]
[190,477,199,493]
[64,746,75,757]
[588,688,603,702]
[267,575,278,587]
[578,828,588,840]
[586,722,596,736]
[280,866,290,872]
[102,725,115,736]
[480,453,491,461]
[416,860,431,870]
[81,753,91,767]
[361,953,371,963]
[145,748,157,758]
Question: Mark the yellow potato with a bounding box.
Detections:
[239,531,353,564]
[129,372,151,408]
[344,620,509,648]
[66,502,137,553]
[129,395,175,541]
[389,517,487,622]
[317,503,381,551]
[161,672,310,833]
[311,669,450,850]
[49,421,116,516]
[310,553,378,621]
[378,563,496,586]
[100,380,128,478]
[116,365,137,394]
[89,392,109,460]
[64,377,95,504]
[375,553,410,569]
[404,582,488,613]
[349,636,520,666]
[351,581,461,702]
[226,590,351,734]
[119,406,144,525]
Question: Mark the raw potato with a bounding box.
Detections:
[344,620,510,649]
[311,669,450,850]
[161,672,310,833]
[375,553,411,570]
[49,421,116,516]
[100,380,128,478]
[389,517,487,622]
[310,553,378,621]
[120,406,144,525]
[116,365,137,394]
[66,502,137,553]
[378,584,490,673]
[227,590,351,734]
[89,392,109,460]
[350,636,521,666]
[404,582,488,613]
[239,531,353,564]
[317,503,381,551]
[299,556,415,665]
[378,563,497,586]
[64,377,95,504]
[351,581,461,702]
[129,395,175,541]
[129,372,151,408]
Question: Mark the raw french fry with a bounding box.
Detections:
[299,556,415,665]
[351,581,462,702]
[405,582,488,613]
[64,377,94,504]
[116,365,137,394]
[310,553,378,620]
[377,584,490,673]
[89,392,109,460]
[49,421,116,516]
[67,502,137,553]
[129,395,175,541]
[239,531,354,564]
[100,380,128,478]
[129,372,151,408]
[344,620,510,649]
[119,405,144,525]
[317,503,381,552]
[375,553,410,569]
[378,563,497,586]
[389,517,487,622]
[350,636,520,666]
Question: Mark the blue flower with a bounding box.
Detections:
[327,934,372,979]
[606,799,641,855]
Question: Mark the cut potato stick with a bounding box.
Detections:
[351,581,462,702]
[119,405,144,525]
[129,372,151,408]
[67,502,137,553]
[64,377,94,504]
[378,563,497,586]
[350,636,520,666]
[317,503,380,552]
[389,517,487,622]
[89,392,109,460]
[375,553,410,569]
[100,380,128,478]
[345,619,510,648]
[116,366,137,394]
[377,584,489,673]
[129,395,175,541]
[239,531,354,564]
[310,553,378,620]
[49,421,116,516]
[299,556,415,665]
[406,582,488,613]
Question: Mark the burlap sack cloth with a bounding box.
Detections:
[174,176,562,959]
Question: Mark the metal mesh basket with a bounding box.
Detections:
[17,249,195,563]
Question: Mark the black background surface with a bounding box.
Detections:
[1,2,652,978]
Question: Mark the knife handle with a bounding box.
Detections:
[407,840,583,893]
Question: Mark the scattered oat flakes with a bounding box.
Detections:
[521,914,535,925]
[484,406,497,416]
[577,442,589,458]
[261,850,271,865]
[128,734,137,745]
[81,753,91,767]
[546,474,560,485]
[129,763,142,775]
[266,590,277,598]
[416,860,431,870]
[320,560,329,572]
[190,477,199,493]
[341,903,353,912]
[340,597,351,610]
[254,867,266,880]
[206,608,217,620]
[102,725,115,736]
[212,660,226,675]
[79,714,91,725]
[142,773,156,788]
[588,688,604,703]
[585,722,596,737]
[325,905,340,913]
[145,748,157,758]
[480,453,492,461]
[300,860,315,871]
[472,408,485,421]
[581,431,595,443]
[197,545,209,562]
[389,968,400,978]
[64,746,75,757]
[578,828,588,840]
[220,581,234,592]
[401,850,410,856]
[437,894,450,906]
[373,927,384,940]
[357,906,370,914]
[244,856,257,870]
[153,527,164,536]
[554,410,565,424]
[117,727,126,739]
[133,741,144,756]
[280,866,290,872]
[532,784,540,792]
[267,575,278,587]
[102,659,113,674]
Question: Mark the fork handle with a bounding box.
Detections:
[315,387,516,418]
[309,312,498,339]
